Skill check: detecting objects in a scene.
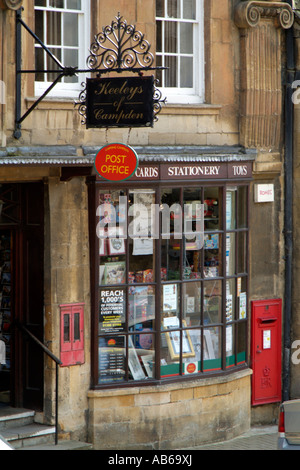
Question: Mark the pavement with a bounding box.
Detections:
[188,425,278,450]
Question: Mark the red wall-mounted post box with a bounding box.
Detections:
[60,303,85,367]
[251,299,282,406]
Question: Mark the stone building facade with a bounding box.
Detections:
[0,0,297,449]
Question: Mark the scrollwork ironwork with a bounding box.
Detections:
[87,13,155,73]
[75,82,87,125]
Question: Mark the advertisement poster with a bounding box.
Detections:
[99,289,126,333]
[98,336,125,383]
[163,284,178,312]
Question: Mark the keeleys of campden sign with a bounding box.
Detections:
[86,76,155,128]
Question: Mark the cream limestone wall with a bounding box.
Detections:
[1,0,240,148]
[44,177,91,440]
[88,370,252,450]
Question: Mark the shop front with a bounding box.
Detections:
[87,152,254,449]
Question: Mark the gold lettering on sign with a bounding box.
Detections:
[93,79,145,124]
[94,80,144,101]
[93,108,144,124]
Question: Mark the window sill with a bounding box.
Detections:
[26,97,76,111]
[161,103,222,116]
[26,97,222,117]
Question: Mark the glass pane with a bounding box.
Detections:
[64,49,78,83]
[204,233,222,278]
[99,288,126,334]
[184,329,201,370]
[35,48,45,81]
[203,327,222,371]
[128,334,155,379]
[156,55,163,86]
[226,188,236,230]
[204,187,221,230]
[183,0,196,19]
[156,20,162,52]
[49,0,64,8]
[167,0,179,18]
[226,324,235,364]
[64,13,79,47]
[237,321,247,364]
[129,285,155,330]
[35,10,44,44]
[35,0,46,6]
[180,22,193,54]
[184,190,203,279]
[128,190,155,283]
[237,231,247,274]
[47,11,61,45]
[180,57,193,88]
[98,336,125,384]
[165,22,177,53]
[67,0,81,9]
[74,312,80,341]
[165,56,178,87]
[47,48,62,81]
[237,277,247,319]
[237,186,247,228]
[226,233,236,276]
[183,282,201,326]
[161,188,181,280]
[156,0,165,17]
[63,314,70,342]
[128,335,154,381]
[203,280,222,324]
[98,190,126,286]
[162,284,180,326]
[226,278,236,322]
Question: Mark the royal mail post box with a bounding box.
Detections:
[60,303,85,367]
[251,299,282,406]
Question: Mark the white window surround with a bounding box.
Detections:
[34,1,90,99]
[156,0,205,105]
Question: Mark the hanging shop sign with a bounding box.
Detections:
[86,76,155,129]
[95,143,139,182]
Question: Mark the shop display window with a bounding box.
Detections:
[91,181,249,386]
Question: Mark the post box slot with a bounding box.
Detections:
[258,317,277,324]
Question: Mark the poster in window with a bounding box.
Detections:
[239,292,247,319]
[104,261,126,285]
[163,284,178,312]
[99,289,126,333]
[98,336,125,383]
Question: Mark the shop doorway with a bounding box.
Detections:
[0,183,44,411]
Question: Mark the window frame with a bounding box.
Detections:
[89,179,250,389]
[156,0,205,104]
[34,0,90,99]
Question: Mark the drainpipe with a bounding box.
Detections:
[282,0,295,403]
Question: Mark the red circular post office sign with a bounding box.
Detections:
[94,143,139,181]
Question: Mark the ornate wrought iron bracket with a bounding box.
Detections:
[14,10,166,139]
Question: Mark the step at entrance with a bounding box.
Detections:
[0,407,92,450]
[0,407,55,449]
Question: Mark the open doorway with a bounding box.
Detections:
[0,183,44,411]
